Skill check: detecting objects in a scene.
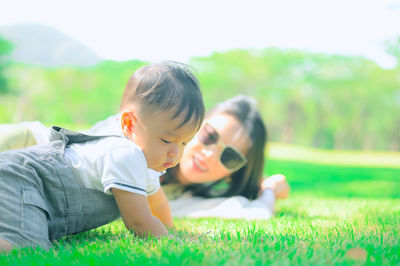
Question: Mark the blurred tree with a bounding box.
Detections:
[192,48,400,151]
[2,47,399,151]
[0,35,13,93]
[386,37,400,66]
[385,37,400,151]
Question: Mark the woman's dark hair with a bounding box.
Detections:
[183,95,267,199]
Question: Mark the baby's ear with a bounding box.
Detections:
[121,110,137,135]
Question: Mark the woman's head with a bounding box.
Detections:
[176,95,267,199]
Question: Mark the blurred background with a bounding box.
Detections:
[0,0,399,153]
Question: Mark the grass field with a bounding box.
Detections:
[1,144,399,265]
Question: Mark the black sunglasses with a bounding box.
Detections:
[197,123,247,172]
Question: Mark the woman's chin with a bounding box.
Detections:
[180,164,204,183]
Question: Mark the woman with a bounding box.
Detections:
[0,95,289,220]
[160,95,289,219]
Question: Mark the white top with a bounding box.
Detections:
[21,121,51,145]
[64,135,160,196]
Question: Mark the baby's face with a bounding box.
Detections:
[128,108,198,172]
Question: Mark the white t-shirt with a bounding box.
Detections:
[64,136,160,196]
[84,114,122,136]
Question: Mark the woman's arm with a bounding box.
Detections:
[147,187,173,228]
[112,188,169,237]
[169,193,275,220]
[167,175,289,220]
[0,123,37,152]
[260,174,290,199]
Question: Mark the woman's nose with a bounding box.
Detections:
[200,145,219,159]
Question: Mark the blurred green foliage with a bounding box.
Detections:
[0,35,13,93]
[190,49,400,151]
[0,60,145,126]
[0,48,399,151]
[386,37,400,65]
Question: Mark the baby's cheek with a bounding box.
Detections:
[146,148,159,165]
[159,146,169,159]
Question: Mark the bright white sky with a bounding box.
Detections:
[1,0,400,68]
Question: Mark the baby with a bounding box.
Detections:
[0,61,205,252]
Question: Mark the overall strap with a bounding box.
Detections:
[49,126,122,151]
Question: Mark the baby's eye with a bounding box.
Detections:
[182,142,187,146]
[161,138,172,144]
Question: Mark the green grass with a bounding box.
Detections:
[268,142,400,168]
[1,145,399,265]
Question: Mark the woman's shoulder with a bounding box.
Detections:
[161,183,186,200]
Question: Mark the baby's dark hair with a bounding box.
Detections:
[120,61,205,132]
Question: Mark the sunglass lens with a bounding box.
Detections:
[221,147,245,170]
[198,124,218,145]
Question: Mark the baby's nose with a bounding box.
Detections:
[167,145,180,158]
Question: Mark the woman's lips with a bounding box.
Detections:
[192,156,207,172]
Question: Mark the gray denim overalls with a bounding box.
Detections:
[0,127,121,250]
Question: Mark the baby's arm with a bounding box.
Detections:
[112,188,168,237]
[147,187,173,228]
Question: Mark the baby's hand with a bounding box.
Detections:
[261,174,290,199]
